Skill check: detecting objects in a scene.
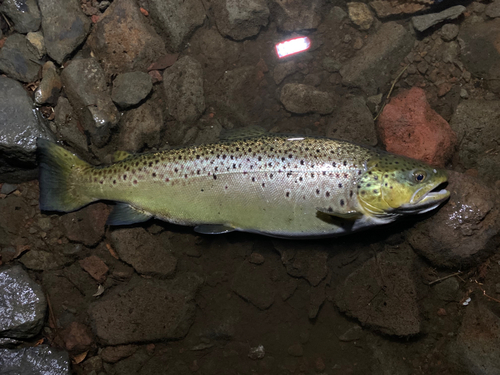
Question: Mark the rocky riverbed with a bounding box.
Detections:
[1,0,500,374]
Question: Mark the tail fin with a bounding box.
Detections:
[37,138,93,212]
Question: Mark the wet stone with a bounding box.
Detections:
[340,22,414,96]
[79,255,109,283]
[53,97,88,154]
[26,31,46,59]
[61,203,110,247]
[326,96,377,146]
[163,56,205,124]
[88,273,203,345]
[412,6,466,33]
[149,0,206,52]
[39,0,91,64]
[0,0,41,34]
[61,58,119,147]
[347,2,374,30]
[0,77,54,183]
[0,265,46,339]
[111,71,152,109]
[408,172,500,269]
[88,0,167,76]
[34,61,62,106]
[60,321,93,353]
[0,33,41,82]
[213,0,269,40]
[432,277,460,302]
[110,228,177,278]
[440,24,459,42]
[280,83,335,115]
[269,0,322,32]
[0,346,70,375]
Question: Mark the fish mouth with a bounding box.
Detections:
[396,181,450,214]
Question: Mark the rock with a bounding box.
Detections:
[408,171,500,269]
[101,345,138,363]
[63,262,99,298]
[26,31,46,59]
[450,100,500,183]
[459,19,500,94]
[412,6,466,33]
[53,97,88,154]
[231,261,275,310]
[376,87,457,167]
[117,98,164,152]
[432,277,460,302]
[486,0,500,18]
[61,58,119,147]
[448,302,500,374]
[272,241,328,287]
[0,33,41,82]
[111,71,152,108]
[248,252,265,265]
[88,273,203,345]
[60,321,93,353]
[347,2,373,30]
[287,343,304,357]
[0,346,70,375]
[340,22,414,96]
[39,0,91,64]
[0,76,54,183]
[339,325,363,342]
[273,61,298,85]
[0,196,32,246]
[61,203,110,247]
[308,280,326,319]
[248,345,265,360]
[326,96,377,146]
[19,250,72,271]
[148,0,206,52]
[109,227,177,278]
[440,24,459,42]
[280,83,335,115]
[34,61,62,106]
[369,0,428,18]
[163,56,205,123]
[269,0,323,32]
[335,245,421,336]
[87,0,167,76]
[0,183,17,195]
[213,0,269,40]
[0,265,46,339]
[191,28,242,71]
[79,255,109,283]
[0,0,41,34]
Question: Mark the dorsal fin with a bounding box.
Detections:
[219,126,267,141]
[112,150,132,162]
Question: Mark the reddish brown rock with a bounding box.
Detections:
[61,203,109,247]
[87,0,166,76]
[376,87,457,167]
[100,345,138,363]
[61,321,93,353]
[79,255,109,283]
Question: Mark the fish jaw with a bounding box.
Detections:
[396,180,450,214]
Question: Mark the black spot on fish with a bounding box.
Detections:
[338,183,343,188]
[350,190,353,197]
[133,180,138,185]
[316,189,320,195]
[286,192,290,197]
[152,173,156,177]
[326,191,330,197]
[340,199,345,206]
[113,180,116,184]
[123,175,127,180]
[343,161,347,166]
[367,183,371,187]
[270,174,274,178]
[262,183,265,187]
[174,168,178,173]
[252,177,255,182]
[300,160,305,165]
[213,174,217,180]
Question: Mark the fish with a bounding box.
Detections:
[36,132,450,238]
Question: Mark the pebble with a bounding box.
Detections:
[249,252,265,265]
[0,0,41,34]
[412,6,466,33]
[61,203,109,247]
[347,2,373,30]
[35,61,62,106]
[0,183,17,195]
[213,0,269,40]
[248,345,265,360]
[111,71,153,108]
[440,24,459,42]
[0,33,41,82]
[271,0,322,31]
[287,343,304,357]
[53,97,88,153]
[280,83,335,115]
[79,255,109,283]
[486,0,500,18]
[26,31,46,59]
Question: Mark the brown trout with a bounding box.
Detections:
[37,134,449,238]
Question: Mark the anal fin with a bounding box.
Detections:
[107,203,153,225]
[194,224,235,234]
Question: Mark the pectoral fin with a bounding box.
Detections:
[107,203,153,225]
[194,224,235,234]
[316,207,363,220]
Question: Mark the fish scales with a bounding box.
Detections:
[37,135,450,238]
[78,136,373,236]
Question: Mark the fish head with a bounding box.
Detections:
[357,153,450,219]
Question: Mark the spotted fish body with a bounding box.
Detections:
[37,135,449,238]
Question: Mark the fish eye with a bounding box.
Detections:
[413,170,427,183]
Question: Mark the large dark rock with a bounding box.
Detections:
[88,273,203,345]
[0,76,54,183]
[0,0,41,34]
[111,71,152,109]
[0,33,41,82]
[280,83,335,115]
[87,0,167,76]
[335,245,421,336]
[148,0,206,52]
[0,346,70,375]
[340,22,414,96]
[109,227,177,278]
[408,171,500,269]
[61,203,110,247]
[0,265,46,339]
[39,0,91,64]
[213,0,269,40]
[61,58,119,147]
